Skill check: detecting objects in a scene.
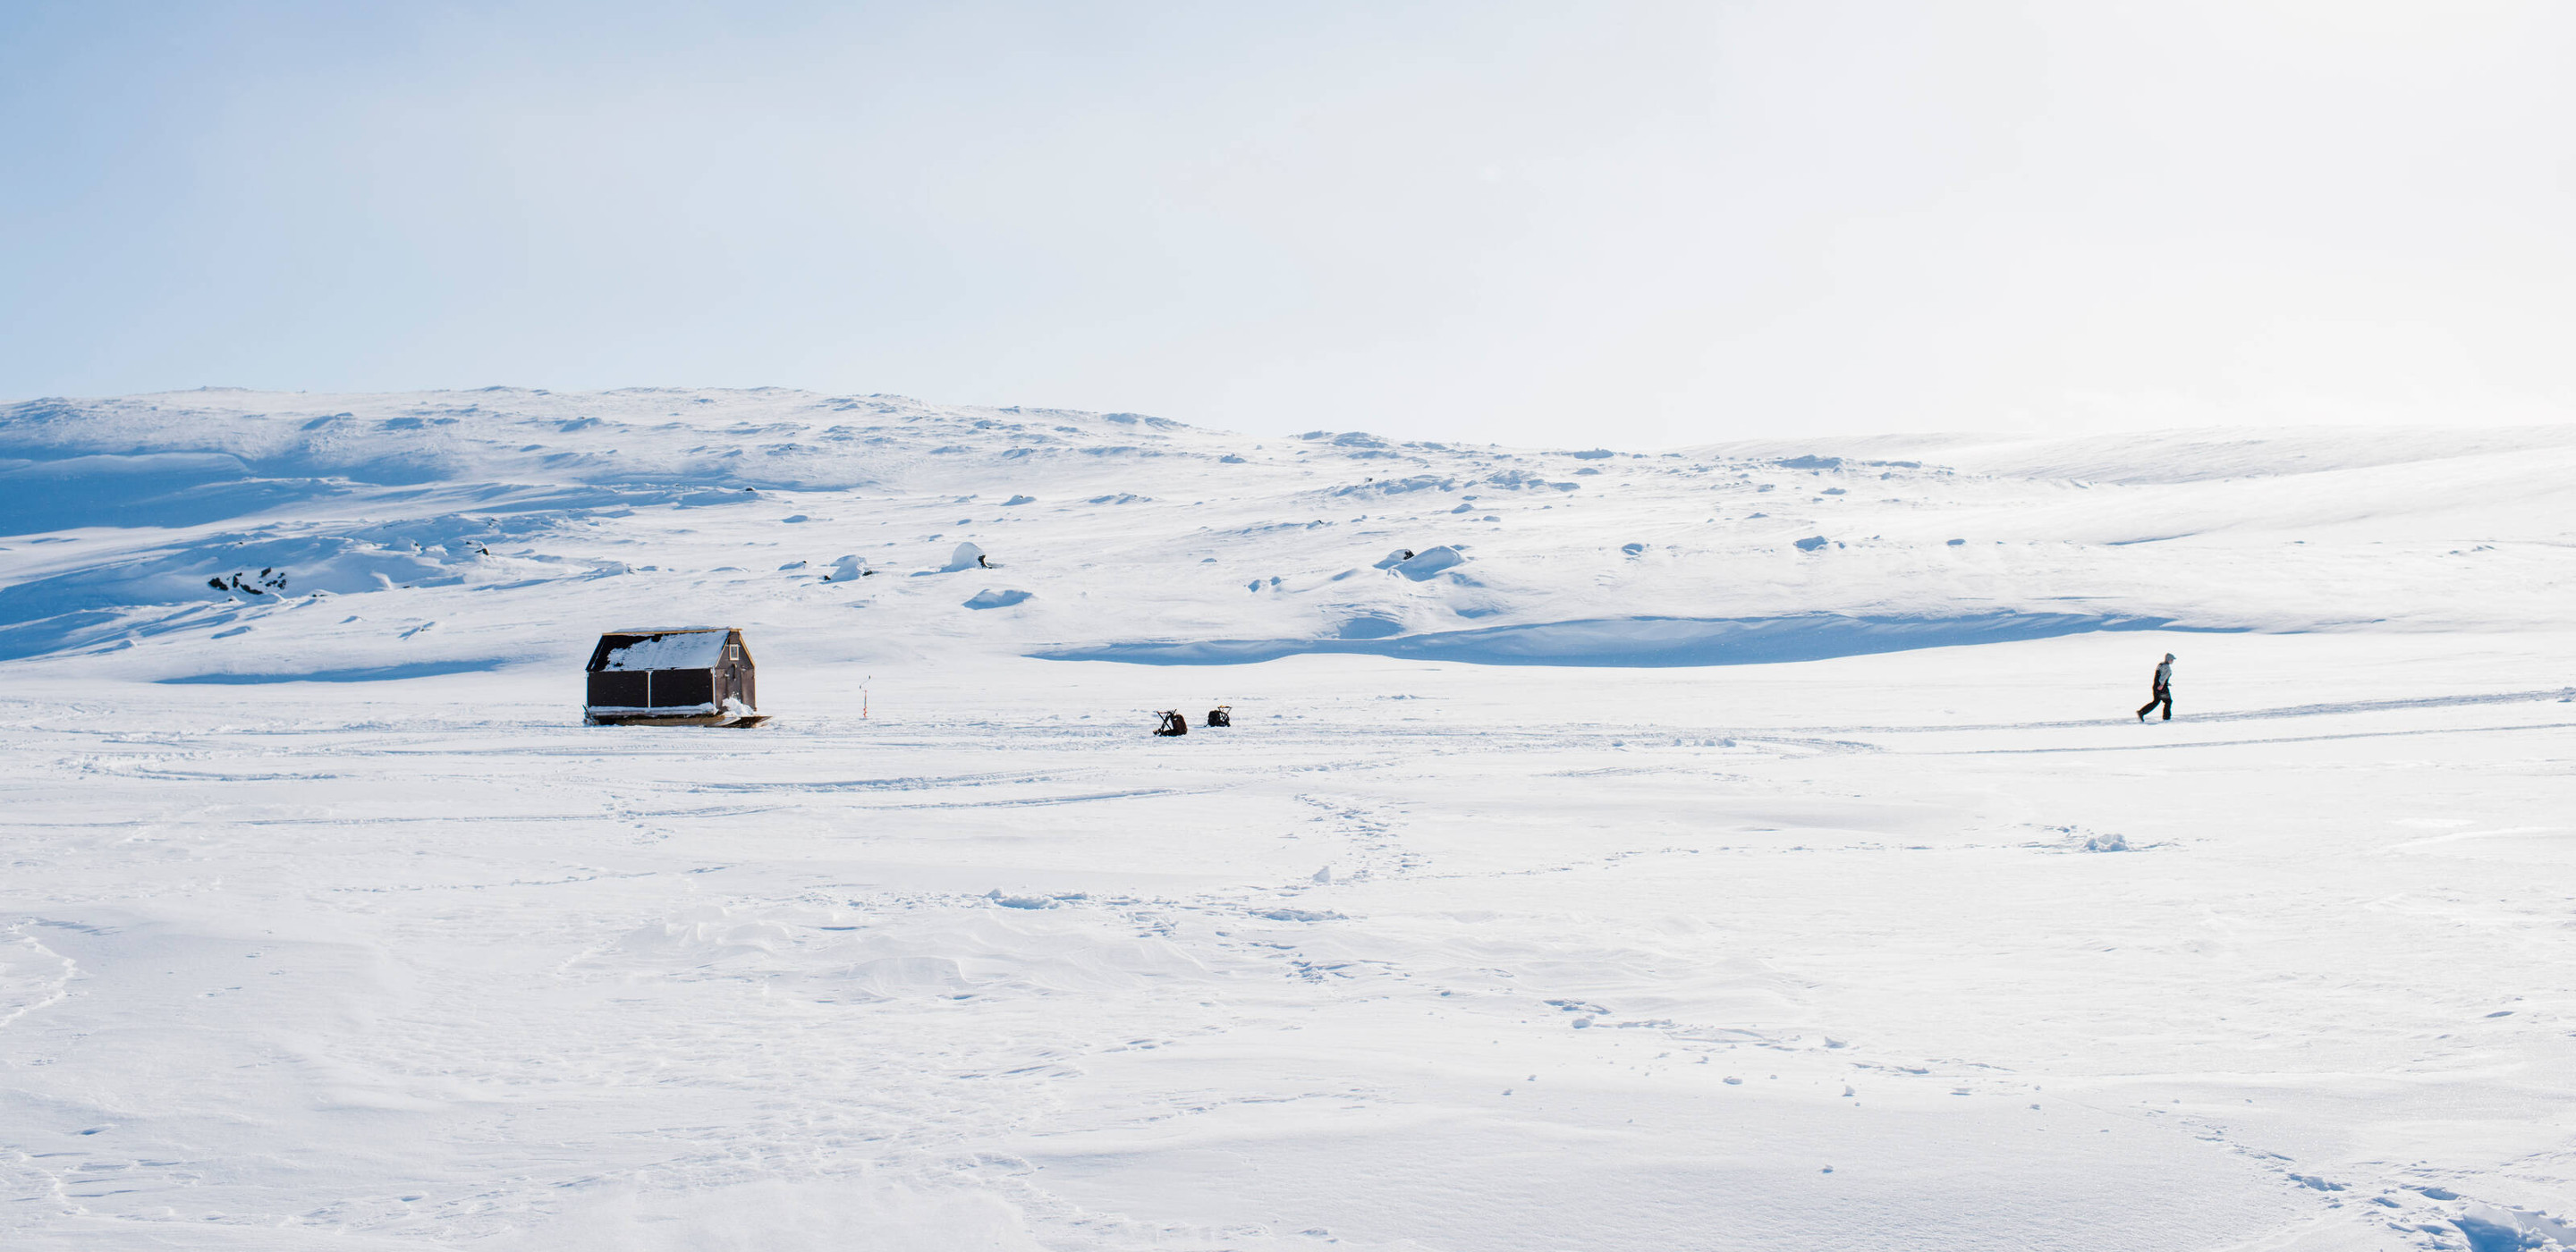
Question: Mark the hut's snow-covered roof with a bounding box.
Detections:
[600,630,730,672]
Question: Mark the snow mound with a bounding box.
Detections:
[1388,546,1466,580]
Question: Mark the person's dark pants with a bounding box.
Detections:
[2138,689,2172,721]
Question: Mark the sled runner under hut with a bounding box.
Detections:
[583,627,767,727]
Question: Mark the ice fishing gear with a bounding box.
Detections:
[1154,710,1189,736]
[1206,706,1232,728]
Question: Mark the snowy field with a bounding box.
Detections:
[4,389,2574,1251]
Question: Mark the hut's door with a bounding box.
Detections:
[724,639,753,711]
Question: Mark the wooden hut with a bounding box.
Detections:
[582,627,765,726]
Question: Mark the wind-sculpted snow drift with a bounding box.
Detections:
[6,388,2576,1252]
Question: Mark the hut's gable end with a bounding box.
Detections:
[721,630,757,712]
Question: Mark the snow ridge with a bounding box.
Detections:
[5,389,2568,676]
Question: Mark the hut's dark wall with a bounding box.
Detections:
[588,672,647,707]
[585,670,716,708]
[651,670,713,707]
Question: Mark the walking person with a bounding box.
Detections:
[2137,653,2175,722]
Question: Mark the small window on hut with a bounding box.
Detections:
[726,644,741,663]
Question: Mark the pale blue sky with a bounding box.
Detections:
[4,1,2572,445]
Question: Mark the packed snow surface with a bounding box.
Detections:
[4,387,2575,1250]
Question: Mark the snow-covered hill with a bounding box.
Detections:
[5,388,2571,678]
[4,390,2575,1251]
